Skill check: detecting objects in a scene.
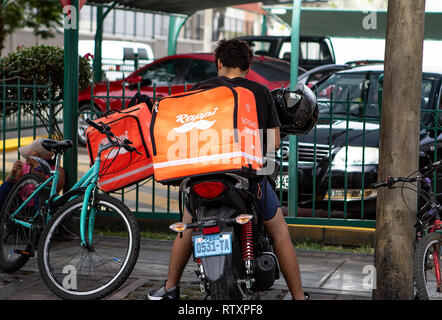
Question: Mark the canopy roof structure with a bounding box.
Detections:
[264,7,442,40]
[87,0,268,15]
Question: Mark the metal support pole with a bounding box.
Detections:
[63,0,79,190]
[261,14,267,36]
[287,0,301,217]
[167,15,188,56]
[93,6,103,83]
[93,3,117,83]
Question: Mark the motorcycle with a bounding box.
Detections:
[170,173,280,300]
[168,84,318,300]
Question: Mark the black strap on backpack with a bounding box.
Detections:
[127,92,154,111]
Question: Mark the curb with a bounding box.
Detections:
[288,224,375,247]
[0,135,47,153]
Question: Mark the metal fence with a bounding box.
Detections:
[3,76,442,228]
[1,78,62,180]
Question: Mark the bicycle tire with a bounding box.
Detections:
[0,173,48,272]
[414,232,442,300]
[37,194,140,300]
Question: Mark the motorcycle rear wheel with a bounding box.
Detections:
[208,232,243,300]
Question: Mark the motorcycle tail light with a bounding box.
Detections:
[192,182,226,199]
[169,222,187,233]
[235,214,253,225]
[203,226,220,235]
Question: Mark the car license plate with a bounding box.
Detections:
[193,232,232,258]
[275,175,289,190]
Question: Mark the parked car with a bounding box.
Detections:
[236,35,336,71]
[275,64,442,217]
[345,60,384,68]
[298,64,351,88]
[78,53,301,145]
[79,40,155,81]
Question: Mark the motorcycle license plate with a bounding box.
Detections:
[275,174,289,190]
[193,232,232,258]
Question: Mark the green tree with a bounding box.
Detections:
[0,45,92,139]
[0,0,63,54]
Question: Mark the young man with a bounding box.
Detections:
[147,39,307,300]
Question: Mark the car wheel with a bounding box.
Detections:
[78,103,101,146]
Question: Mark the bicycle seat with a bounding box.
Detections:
[41,139,73,153]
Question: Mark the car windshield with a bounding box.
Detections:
[314,72,436,119]
[251,59,290,81]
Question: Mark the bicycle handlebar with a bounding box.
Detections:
[85,118,141,155]
[85,118,103,132]
[371,161,442,189]
[371,176,416,189]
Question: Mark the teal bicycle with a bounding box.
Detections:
[0,119,140,300]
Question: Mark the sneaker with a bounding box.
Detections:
[292,292,310,300]
[147,282,180,300]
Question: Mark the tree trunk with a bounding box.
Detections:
[373,0,426,300]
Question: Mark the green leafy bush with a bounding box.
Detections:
[0,45,92,139]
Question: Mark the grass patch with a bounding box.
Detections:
[293,239,374,255]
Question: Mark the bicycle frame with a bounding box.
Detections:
[9,141,116,248]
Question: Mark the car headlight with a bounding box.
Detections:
[331,146,378,170]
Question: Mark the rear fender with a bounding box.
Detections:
[193,207,239,282]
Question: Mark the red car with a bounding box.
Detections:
[78,53,295,144]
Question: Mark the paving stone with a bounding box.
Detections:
[0,239,373,300]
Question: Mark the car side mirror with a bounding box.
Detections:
[126,75,142,86]
[141,78,152,87]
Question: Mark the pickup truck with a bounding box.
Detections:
[236,35,336,71]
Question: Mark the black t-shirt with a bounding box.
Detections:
[191,76,281,130]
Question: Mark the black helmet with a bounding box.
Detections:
[271,83,319,135]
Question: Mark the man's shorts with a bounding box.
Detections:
[248,178,280,221]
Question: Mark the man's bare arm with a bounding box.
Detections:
[266,127,281,154]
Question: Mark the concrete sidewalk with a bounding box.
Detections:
[0,238,373,300]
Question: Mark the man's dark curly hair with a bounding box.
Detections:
[214,39,254,71]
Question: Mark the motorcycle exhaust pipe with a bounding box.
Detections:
[253,253,278,291]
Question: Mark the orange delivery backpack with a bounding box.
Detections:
[85,102,154,192]
[149,85,263,185]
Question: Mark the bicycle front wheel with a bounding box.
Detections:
[414,232,442,300]
[37,194,140,300]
